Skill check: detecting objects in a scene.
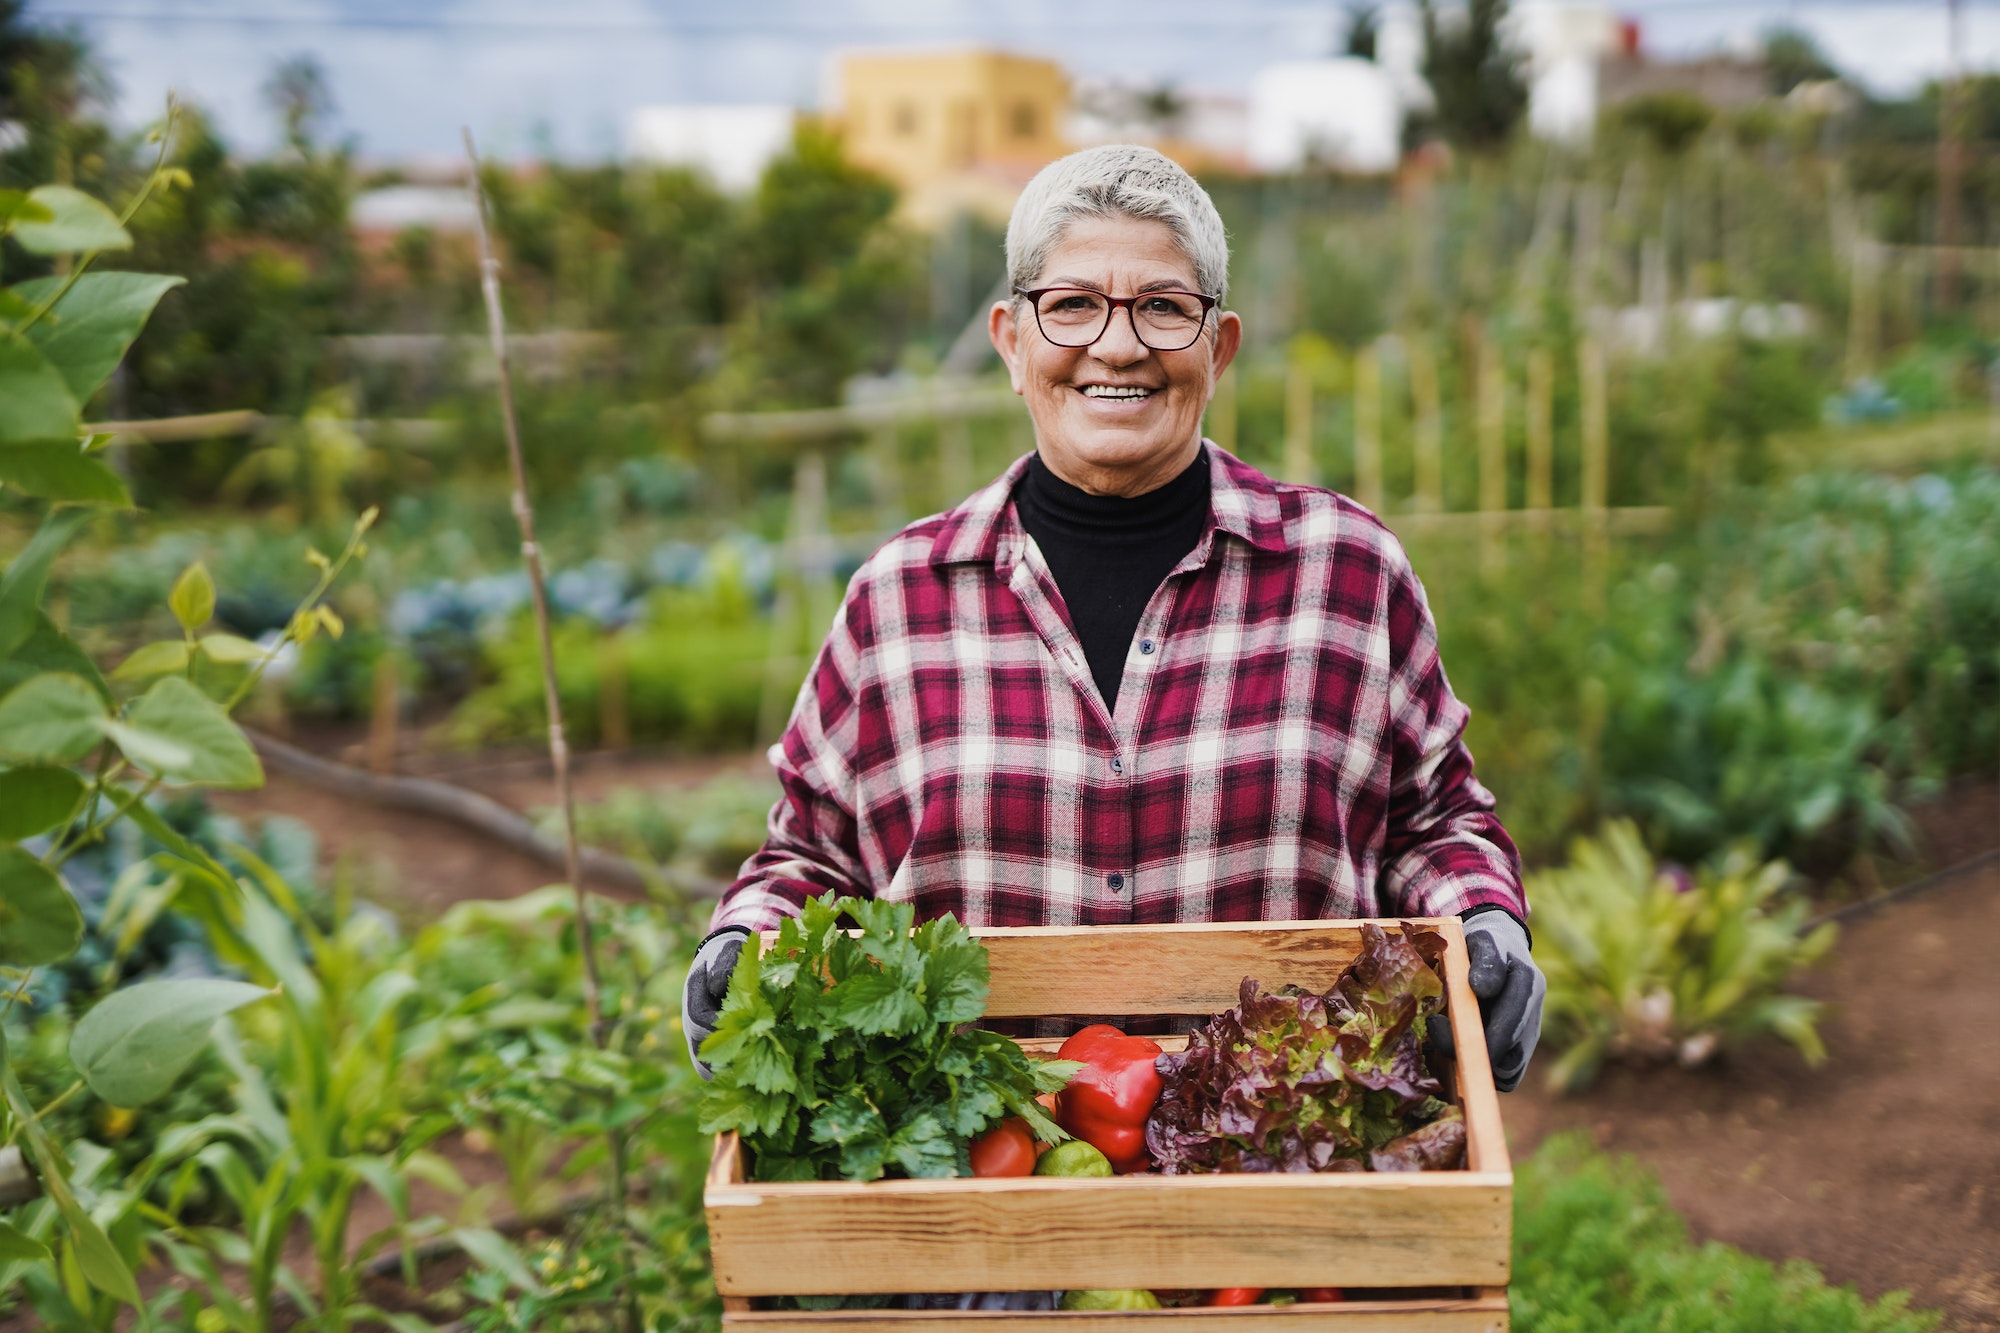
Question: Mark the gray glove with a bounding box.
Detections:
[1431,909,1544,1092]
[683,927,749,1079]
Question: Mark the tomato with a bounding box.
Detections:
[968,1117,1037,1177]
[1205,1289,1265,1306]
[1296,1288,1346,1304]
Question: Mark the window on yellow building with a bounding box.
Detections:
[1011,101,1037,139]
[894,102,919,136]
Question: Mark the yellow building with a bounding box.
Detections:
[834,49,1070,226]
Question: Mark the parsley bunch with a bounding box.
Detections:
[696,895,1078,1182]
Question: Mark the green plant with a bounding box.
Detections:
[1513,1133,1938,1332]
[1528,821,1836,1092]
[553,770,780,877]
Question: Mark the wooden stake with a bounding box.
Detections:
[1477,339,1506,577]
[1283,357,1316,485]
[463,130,602,1032]
[367,652,398,775]
[1410,336,1444,514]
[1208,362,1238,455]
[1847,238,1881,382]
[1527,347,1554,514]
[1354,344,1383,513]
[1579,336,1610,607]
[598,631,630,751]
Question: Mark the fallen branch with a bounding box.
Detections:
[243,728,723,900]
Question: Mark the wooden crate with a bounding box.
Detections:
[705,918,1512,1331]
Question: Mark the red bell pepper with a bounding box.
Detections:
[968,1117,1037,1177]
[1296,1288,1346,1304]
[1205,1289,1265,1307]
[1054,1024,1163,1174]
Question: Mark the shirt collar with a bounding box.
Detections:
[928,442,1290,569]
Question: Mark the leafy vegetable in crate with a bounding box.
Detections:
[1146,923,1465,1173]
[697,894,1079,1182]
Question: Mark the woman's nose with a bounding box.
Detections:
[1090,304,1150,365]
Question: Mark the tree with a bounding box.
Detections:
[1344,4,1380,61]
[1419,0,1528,151]
[1762,24,1840,97]
[261,52,334,153]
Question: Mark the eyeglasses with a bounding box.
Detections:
[1015,286,1219,352]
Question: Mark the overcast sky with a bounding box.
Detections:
[23,0,2000,161]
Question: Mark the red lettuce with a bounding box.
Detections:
[1145,922,1459,1174]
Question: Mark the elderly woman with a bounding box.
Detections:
[684,144,1542,1090]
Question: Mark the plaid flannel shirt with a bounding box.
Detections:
[710,444,1525,936]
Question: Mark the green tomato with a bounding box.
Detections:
[1034,1140,1114,1177]
[1061,1289,1162,1311]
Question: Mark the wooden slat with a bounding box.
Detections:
[706,1163,1510,1296]
[1439,920,1509,1178]
[722,1292,1508,1333]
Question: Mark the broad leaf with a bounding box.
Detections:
[0,1220,50,1264]
[0,443,130,505]
[0,673,107,763]
[169,562,215,633]
[198,633,265,665]
[98,718,193,775]
[0,331,80,446]
[122,676,262,788]
[70,978,273,1106]
[57,1193,140,1304]
[10,186,132,255]
[452,1228,544,1295]
[0,764,86,839]
[0,507,90,659]
[110,639,190,680]
[12,273,184,402]
[0,612,111,704]
[0,846,83,967]
[0,189,55,228]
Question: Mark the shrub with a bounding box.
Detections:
[1529,821,1836,1091]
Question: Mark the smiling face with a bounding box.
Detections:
[989,213,1242,497]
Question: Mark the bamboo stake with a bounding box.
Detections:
[598,631,630,751]
[1409,336,1444,514]
[367,652,399,775]
[1477,338,1506,577]
[1353,344,1383,513]
[1207,362,1238,455]
[1283,357,1315,485]
[1526,347,1554,514]
[462,130,603,1032]
[1579,336,1610,609]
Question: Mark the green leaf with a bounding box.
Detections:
[0,612,110,704]
[168,562,215,634]
[0,507,90,659]
[69,978,273,1106]
[0,764,86,839]
[10,186,133,255]
[121,676,262,788]
[0,846,83,967]
[0,443,130,505]
[98,718,192,775]
[0,189,55,229]
[0,331,81,446]
[0,1220,50,1264]
[110,639,191,680]
[452,1228,545,1295]
[827,971,926,1037]
[12,273,184,403]
[58,1194,140,1305]
[0,673,107,763]
[198,633,265,665]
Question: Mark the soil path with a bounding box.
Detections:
[217,751,2000,1328]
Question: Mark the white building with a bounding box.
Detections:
[1248,59,1403,174]
[1508,2,1625,146]
[624,105,797,192]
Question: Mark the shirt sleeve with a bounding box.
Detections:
[1375,554,1528,923]
[707,595,874,935]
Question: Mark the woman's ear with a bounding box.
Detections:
[1207,311,1244,396]
[989,301,1027,393]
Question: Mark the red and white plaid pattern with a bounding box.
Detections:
[710,445,1525,935]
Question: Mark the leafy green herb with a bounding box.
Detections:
[1146,922,1459,1174]
[697,894,1078,1182]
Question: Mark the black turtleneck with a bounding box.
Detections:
[1015,447,1212,714]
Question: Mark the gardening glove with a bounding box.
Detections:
[683,926,749,1079]
[1431,908,1544,1093]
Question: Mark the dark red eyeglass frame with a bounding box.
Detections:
[1013,285,1221,351]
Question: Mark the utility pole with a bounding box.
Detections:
[1938,0,1966,311]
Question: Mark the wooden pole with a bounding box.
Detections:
[1526,347,1554,514]
[1208,362,1239,455]
[597,631,630,751]
[1848,238,1881,382]
[1410,336,1444,514]
[1354,344,1383,513]
[1579,336,1610,608]
[464,130,603,1033]
[1477,338,1507,577]
[1939,0,1966,311]
[1283,357,1316,485]
[367,652,399,775]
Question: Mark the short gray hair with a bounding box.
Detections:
[1005,144,1229,303]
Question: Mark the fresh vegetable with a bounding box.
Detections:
[1205,1288,1265,1306]
[1034,1139,1114,1177]
[1369,1104,1466,1172]
[698,894,1080,1182]
[969,1117,1038,1178]
[1054,1024,1163,1173]
[1297,1288,1346,1304]
[1146,922,1458,1174]
[1061,1289,1162,1311]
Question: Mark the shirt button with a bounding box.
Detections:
[1110,757,1123,774]
[1139,638,1156,655]
[1107,872,1125,891]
